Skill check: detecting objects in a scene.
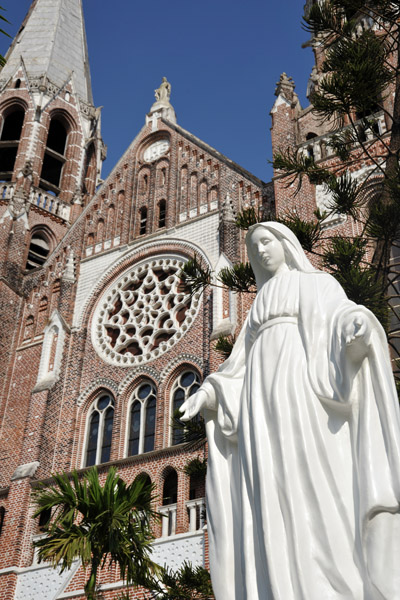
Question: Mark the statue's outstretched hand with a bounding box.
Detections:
[180,389,210,421]
[342,313,371,363]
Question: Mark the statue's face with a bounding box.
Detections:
[250,228,286,276]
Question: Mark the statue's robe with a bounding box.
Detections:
[202,270,400,600]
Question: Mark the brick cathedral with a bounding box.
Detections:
[0,0,387,599]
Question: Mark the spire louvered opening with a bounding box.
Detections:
[40,117,68,195]
[26,234,50,270]
[0,107,25,181]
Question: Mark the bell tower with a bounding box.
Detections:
[0,0,105,230]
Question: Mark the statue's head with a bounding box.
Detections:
[246,221,316,288]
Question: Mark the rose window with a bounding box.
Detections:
[93,256,201,366]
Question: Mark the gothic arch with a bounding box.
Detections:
[76,239,212,330]
[76,379,119,408]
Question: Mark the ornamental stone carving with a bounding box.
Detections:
[92,256,200,366]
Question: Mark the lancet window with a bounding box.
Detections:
[139,206,147,235]
[171,370,200,445]
[26,232,50,270]
[158,199,166,228]
[127,381,157,456]
[0,106,24,181]
[40,117,68,194]
[0,506,4,536]
[85,394,115,467]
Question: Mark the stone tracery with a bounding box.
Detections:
[94,257,201,366]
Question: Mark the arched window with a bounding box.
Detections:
[0,506,5,536]
[139,206,147,235]
[161,469,178,537]
[15,79,21,89]
[163,470,178,506]
[0,106,24,180]
[85,394,115,467]
[38,507,51,532]
[40,117,68,194]
[306,132,317,140]
[158,200,166,228]
[171,371,201,445]
[26,232,50,270]
[127,382,157,456]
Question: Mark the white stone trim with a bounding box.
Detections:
[91,254,201,367]
[33,311,66,391]
[74,237,214,329]
[76,378,119,408]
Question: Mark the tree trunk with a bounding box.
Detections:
[84,558,99,600]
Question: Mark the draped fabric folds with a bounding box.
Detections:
[202,269,400,600]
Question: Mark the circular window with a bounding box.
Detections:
[143,139,170,163]
[92,256,201,366]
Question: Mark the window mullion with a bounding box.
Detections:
[96,411,104,465]
[139,400,146,454]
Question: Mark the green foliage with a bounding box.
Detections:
[33,467,159,600]
[214,334,235,359]
[183,458,207,478]
[144,561,215,600]
[273,148,332,192]
[171,408,206,447]
[366,196,400,244]
[312,31,392,121]
[323,236,368,272]
[327,128,356,161]
[277,213,321,253]
[304,1,400,37]
[337,265,388,328]
[235,207,260,230]
[218,262,256,293]
[180,254,212,296]
[328,172,366,218]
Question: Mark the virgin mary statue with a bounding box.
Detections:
[180,222,400,600]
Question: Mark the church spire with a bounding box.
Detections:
[0,0,93,103]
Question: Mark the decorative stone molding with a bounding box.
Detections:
[118,366,161,396]
[75,239,210,329]
[152,530,205,571]
[33,311,68,392]
[92,255,201,367]
[76,378,119,407]
[160,354,204,381]
[11,461,40,481]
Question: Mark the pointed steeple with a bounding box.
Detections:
[0,0,93,103]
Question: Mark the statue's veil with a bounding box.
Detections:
[246,221,317,289]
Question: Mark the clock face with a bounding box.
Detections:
[143,139,170,162]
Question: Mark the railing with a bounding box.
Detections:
[0,182,71,222]
[186,498,206,532]
[298,112,387,163]
[158,498,206,538]
[159,503,177,538]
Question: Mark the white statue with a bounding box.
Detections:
[181,222,400,600]
[155,77,171,103]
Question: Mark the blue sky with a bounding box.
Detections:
[1,1,314,183]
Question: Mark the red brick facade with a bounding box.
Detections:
[0,2,271,598]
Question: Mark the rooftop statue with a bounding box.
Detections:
[181,222,400,600]
[154,77,171,103]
